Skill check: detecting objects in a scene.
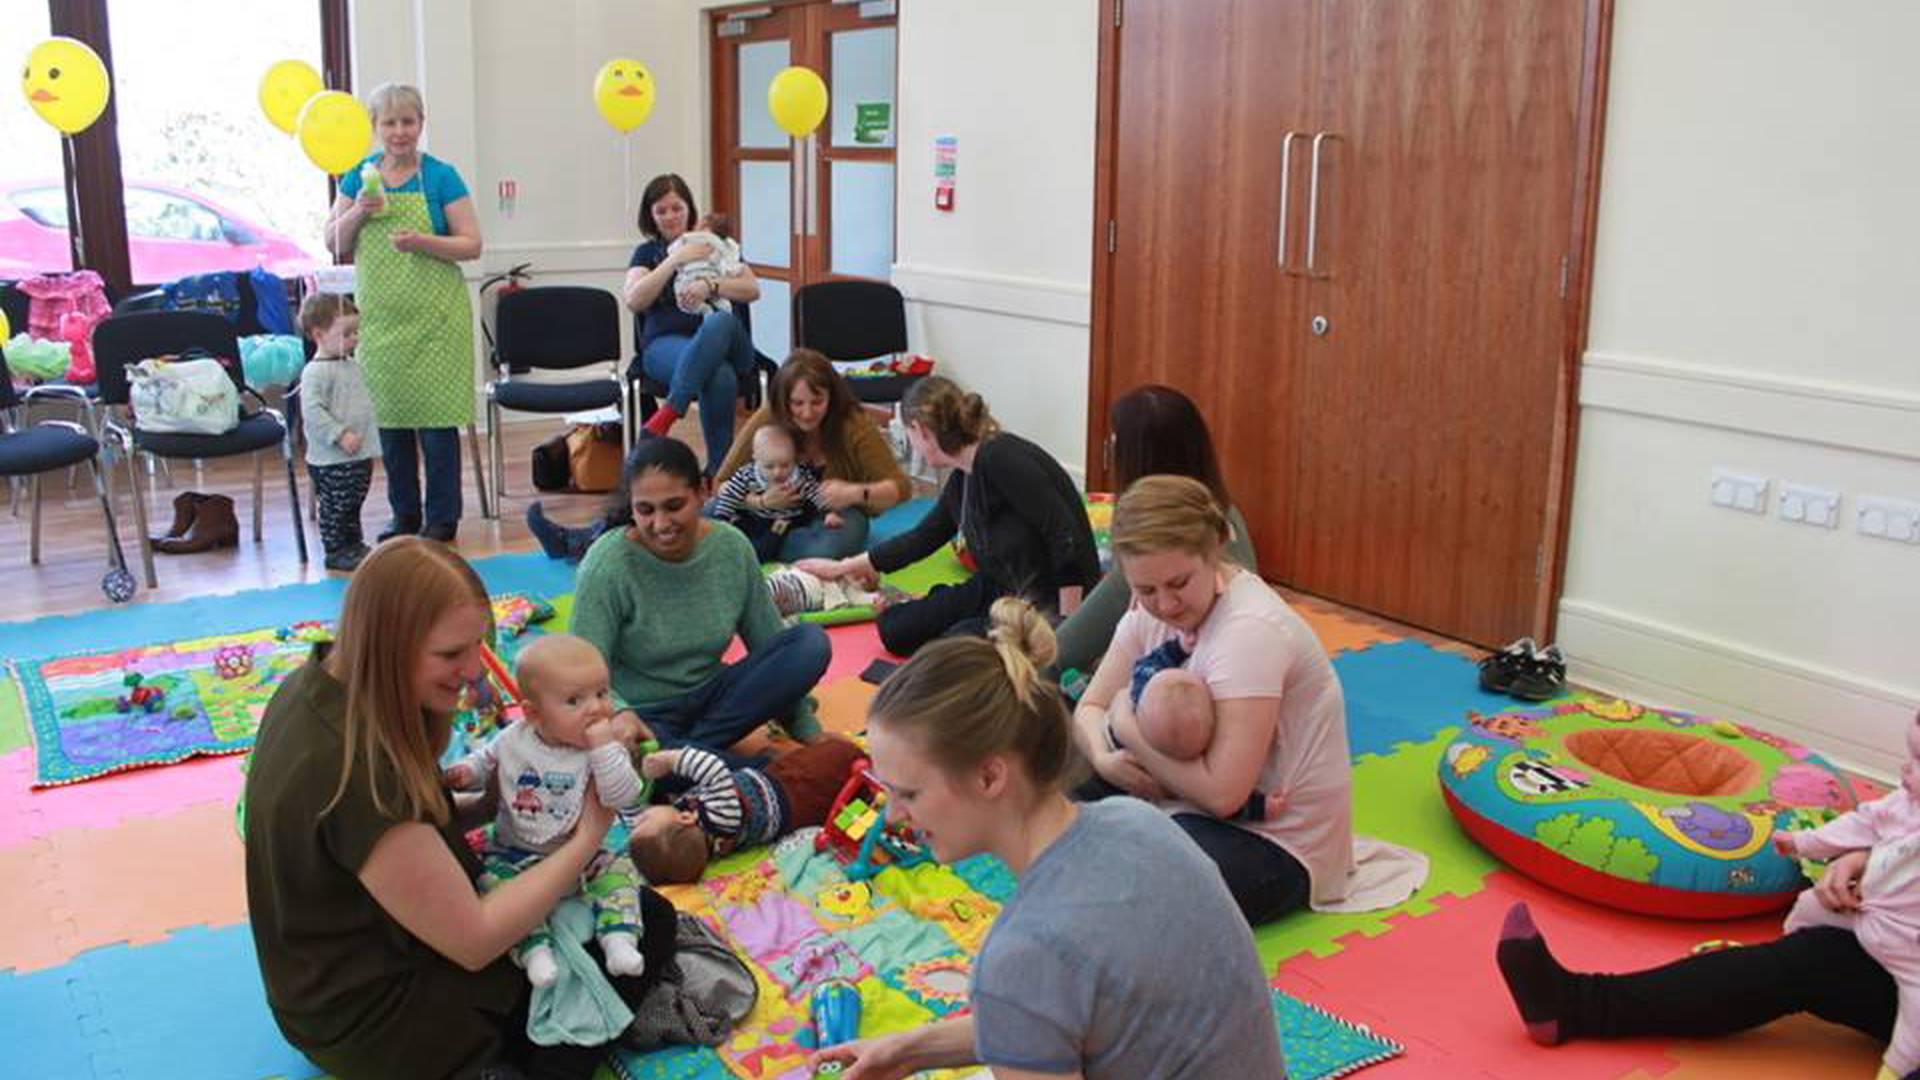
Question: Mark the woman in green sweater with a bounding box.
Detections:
[571,437,830,757]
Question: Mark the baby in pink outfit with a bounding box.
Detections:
[1774,712,1920,1080]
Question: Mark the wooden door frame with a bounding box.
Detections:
[1085,0,1617,644]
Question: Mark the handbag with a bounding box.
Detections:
[531,431,572,492]
[128,353,241,435]
[566,421,624,493]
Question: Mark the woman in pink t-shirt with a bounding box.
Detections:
[1073,476,1425,923]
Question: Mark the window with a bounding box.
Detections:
[1,0,348,290]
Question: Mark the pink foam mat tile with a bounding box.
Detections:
[0,747,246,847]
[1270,872,1799,1080]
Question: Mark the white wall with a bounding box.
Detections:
[893,0,1099,481]
[1560,0,1920,778]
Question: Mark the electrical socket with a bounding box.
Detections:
[1710,469,1769,515]
[1779,483,1840,529]
[1858,495,1920,544]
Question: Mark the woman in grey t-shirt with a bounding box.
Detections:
[811,597,1285,1080]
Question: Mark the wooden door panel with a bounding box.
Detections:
[1102,0,1313,575]
[1291,0,1586,644]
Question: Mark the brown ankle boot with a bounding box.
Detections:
[153,494,239,554]
[152,491,206,543]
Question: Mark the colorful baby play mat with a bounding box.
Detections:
[12,593,552,788]
[615,827,1402,1080]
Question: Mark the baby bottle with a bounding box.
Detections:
[358,163,385,215]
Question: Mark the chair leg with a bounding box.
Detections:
[487,402,506,511]
[252,452,266,543]
[281,439,308,564]
[122,447,159,589]
[29,473,43,564]
[468,421,492,520]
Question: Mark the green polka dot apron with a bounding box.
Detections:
[354,189,475,427]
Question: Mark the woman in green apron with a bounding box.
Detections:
[327,83,482,544]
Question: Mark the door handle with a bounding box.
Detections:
[1306,132,1339,275]
[1277,131,1298,268]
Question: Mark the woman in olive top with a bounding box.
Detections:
[243,538,675,1080]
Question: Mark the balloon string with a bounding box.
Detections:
[623,135,633,231]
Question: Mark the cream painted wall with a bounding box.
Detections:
[1561,0,1920,778]
[893,0,1099,481]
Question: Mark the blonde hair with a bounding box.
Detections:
[868,598,1080,790]
[902,376,999,454]
[322,538,492,826]
[513,633,599,704]
[367,82,425,123]
[297,293,356,339]
[1111,475,1231,562]
[629,810,711,884]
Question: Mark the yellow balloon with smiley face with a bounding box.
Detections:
[21,36,111,136]
[295,90,373,175]
[593,58,656,133]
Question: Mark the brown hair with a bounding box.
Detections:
[629,811,711,884]
[770,348,860,455]
[902,375,998,455]
[869,598,1080,791]
[698,212,733,241]
[637,173,699,242]
[298,293,357,339]
[323,538,494,826]
[1111,474,1231,563]
[1109,385,1233,511]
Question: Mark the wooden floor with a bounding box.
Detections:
[1,418,695,622]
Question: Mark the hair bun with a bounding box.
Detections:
[987,596,1058,687]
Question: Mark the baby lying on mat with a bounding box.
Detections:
[764,563,890,618]
[443,634,649,986]
[627,738,867,883]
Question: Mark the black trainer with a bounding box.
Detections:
[1478,637,1537,694]
[1508,644,1567,702]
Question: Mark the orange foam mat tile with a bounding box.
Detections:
[1618,1012,1883,1079]
[814,676,877,738]
[31,800,248,971]
[1295,603,1401,657]
[0,838,73,974]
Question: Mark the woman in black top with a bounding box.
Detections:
[797,376,1100,656]
[621,173,760,473]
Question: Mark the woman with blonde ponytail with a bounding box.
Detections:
[811,598,1284,1080]
[797,376,1100,657]
[243,538,674,1079]
[1073,476,1427,926]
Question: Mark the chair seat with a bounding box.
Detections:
[846,373,925,405]
[492,379,621,414]
[132,412,286,458]
[0,425,99,476]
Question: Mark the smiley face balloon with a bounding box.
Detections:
[593,58,656,133]
[258,59,324,135]
[295,90,373,176]
[21,37,111,135]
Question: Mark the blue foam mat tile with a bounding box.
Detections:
[867,498,934,546]
[63,925,320,1080]
[0,553,574,662]
[0,964,100,1077]
[1332,640,1512,760]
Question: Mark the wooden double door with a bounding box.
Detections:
[1089,0,1611,647]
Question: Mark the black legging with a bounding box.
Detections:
[877,573,1010,657]
[1559,925,1895,1044]
[471,887,681,1080]
[1075,776,1311,925]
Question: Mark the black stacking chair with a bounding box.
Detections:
[484,286,627,516]
[793,280,920,407]
[91,311,306,587]
[0,343,136,600]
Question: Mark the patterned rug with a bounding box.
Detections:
[14,594,551,788]
[613,828,1402,1080]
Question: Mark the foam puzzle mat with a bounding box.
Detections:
[0,551,1895,1079]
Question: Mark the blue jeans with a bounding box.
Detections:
[380,427,462,525]
[639,624,830,760]
[639,310,755,473]
[778,507,869,561]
